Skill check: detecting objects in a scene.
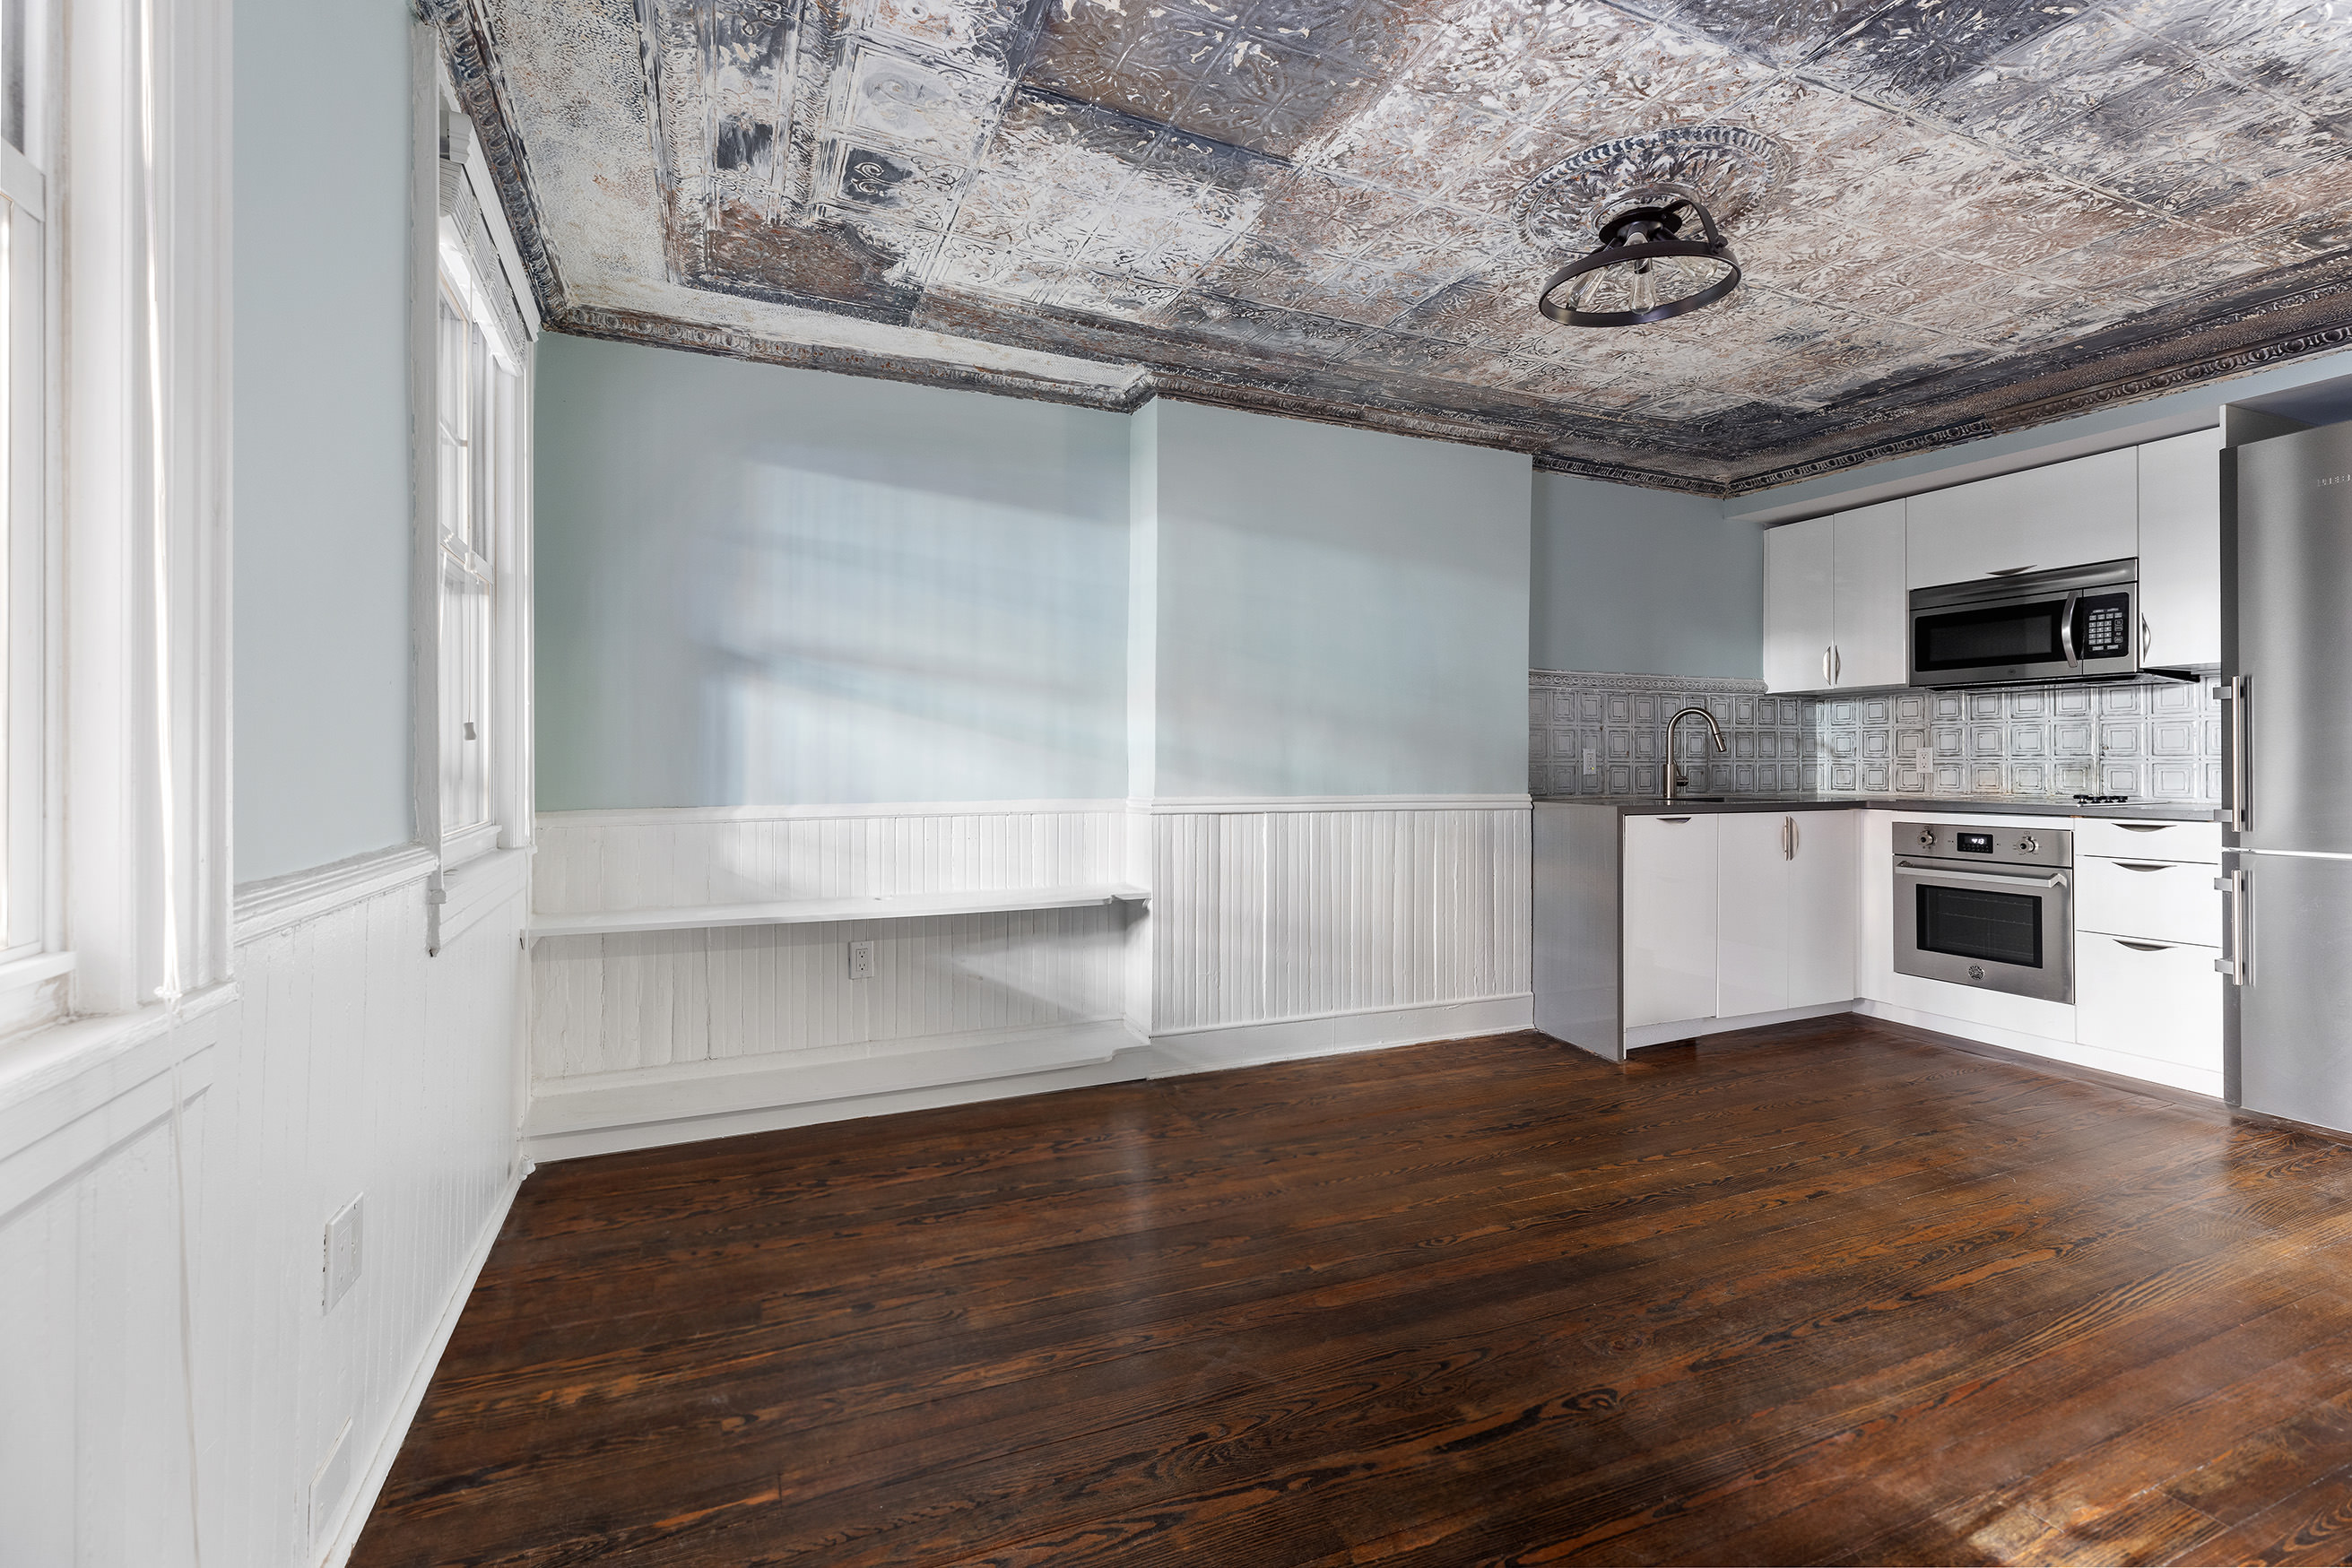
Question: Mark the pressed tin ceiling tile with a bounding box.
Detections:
[454,0,2352,493]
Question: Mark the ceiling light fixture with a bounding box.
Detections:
[1537,198,1741,327]
[1515,126,1787,332]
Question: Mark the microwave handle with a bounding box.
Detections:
[2059,590,2080,666]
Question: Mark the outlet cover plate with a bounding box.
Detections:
[325,1195,363,1312]
[847,940,876,980]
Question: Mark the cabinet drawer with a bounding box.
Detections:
[2076,932,2222,1072]
[2074,817,2221,864]
[2079,856,2221,946]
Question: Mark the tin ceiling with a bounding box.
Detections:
[434,0,2352,493]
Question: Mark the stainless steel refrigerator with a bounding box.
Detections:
[2224,416,2352,1133]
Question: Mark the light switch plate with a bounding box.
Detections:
[324,1195,363,1312]
[1582,747,1597,775]
[847,940,876,980]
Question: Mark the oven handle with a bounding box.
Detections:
[2059,589,2080,667]
[1895,861,2070,890]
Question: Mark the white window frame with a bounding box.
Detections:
[0,0,65,1039]
[414,56,534,950]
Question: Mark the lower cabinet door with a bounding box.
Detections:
[2076,931,2222,1074]
[1716,813,1790,1019]
[1788,810,1857,1007]
[1624,815,1719,1030]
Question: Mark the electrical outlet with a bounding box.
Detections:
[324,1195,363,1312]
[847,940,876,980]
[1582,747,1597,775]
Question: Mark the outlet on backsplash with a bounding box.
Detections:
[1530,670,2221,803]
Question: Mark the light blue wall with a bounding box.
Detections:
[233,1,415,882]
[534,335,1131,810]
[1141,401,1532,798]
[1530,472,1764,680]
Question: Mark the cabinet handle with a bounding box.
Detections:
[1822,645,1833,686]
[2113,862,2175,872]
[2115,823,2170,833]
[1658,817,1693,824]
[1832,645,1842,684]
[2113,938,2173,952]
[1986,564,2038,576]
[1780,817,1793,860]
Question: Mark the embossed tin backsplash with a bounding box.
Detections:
[1530,669,2222,803]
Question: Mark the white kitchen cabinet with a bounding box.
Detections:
[2076,931,2222,1076]
[1832,501,1908,689]
[2138,428,2224,669]
[1718,811,1856,1017]
[1716,813,1790,1018]
[2079,855,2222,948]
[1763,500,1906,692]
[1905,447,2138,588]
[1763,515,1834,694]
[1623,814,1718,1029]
[2074,818,2220,863]
[1788,811,1858,1007]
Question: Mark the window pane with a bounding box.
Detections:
[1,0,23,154]
[439,555,490,832]
[437,282,469,550]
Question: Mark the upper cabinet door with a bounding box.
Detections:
[2138,428,2223,669]
[1831,499,1907,689]
[1764,516,1834,693]
[1905,447,2139,588]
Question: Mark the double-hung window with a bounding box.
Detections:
[0,0,55,1026]
[432,176,524,867]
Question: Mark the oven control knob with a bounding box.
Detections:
[1917,830,1935,848]
[1969,965,1986,981]
[2018,835,2039,853]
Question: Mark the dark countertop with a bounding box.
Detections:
[1532,793,2220,823]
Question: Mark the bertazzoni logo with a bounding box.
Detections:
[2322,473,2352,488]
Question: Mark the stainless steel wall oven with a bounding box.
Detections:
[1893,821,2075,1004]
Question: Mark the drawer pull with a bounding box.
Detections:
[2113,862,2175,872]
[2112,939,2173,952]
[1658,817,1692,824]
[2115,823,2171,833]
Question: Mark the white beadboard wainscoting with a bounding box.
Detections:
[0,847,527,1568]
[1145,797,1534,1072]
[524,797,1534,1157]
[525,802,1148,1160]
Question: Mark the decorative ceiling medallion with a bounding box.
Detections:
[1514,126,1791,257]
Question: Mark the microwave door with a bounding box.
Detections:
[2234,421,2352,854]
[1914,595,2070,681]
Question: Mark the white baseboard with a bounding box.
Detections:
[1150,994,1534,1077]
[524,1044,1156,1163]
[523,1019,1149,1161]
[319,1167,522,1568]
[1854,999,2223,1098]
[1626,1000,1857,1051]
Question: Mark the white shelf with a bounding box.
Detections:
[527,884,1150,943]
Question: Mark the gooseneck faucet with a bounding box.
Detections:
[1664,706,1727,802]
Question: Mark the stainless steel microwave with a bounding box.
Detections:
[1907,558,2139,689]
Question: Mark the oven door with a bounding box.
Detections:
[1893,856,2075,1003]
[1908,576,2139,687]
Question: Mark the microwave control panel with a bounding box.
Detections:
[2081,593,2132,658]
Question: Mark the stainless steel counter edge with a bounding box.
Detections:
[1531,795,2219,823]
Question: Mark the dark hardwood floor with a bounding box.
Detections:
[351,1018,2352,1566]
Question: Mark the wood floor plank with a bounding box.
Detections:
[349,1020,2352,1568]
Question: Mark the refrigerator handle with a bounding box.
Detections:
[2215,868,2248,985]
[2219,675,2247,832]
